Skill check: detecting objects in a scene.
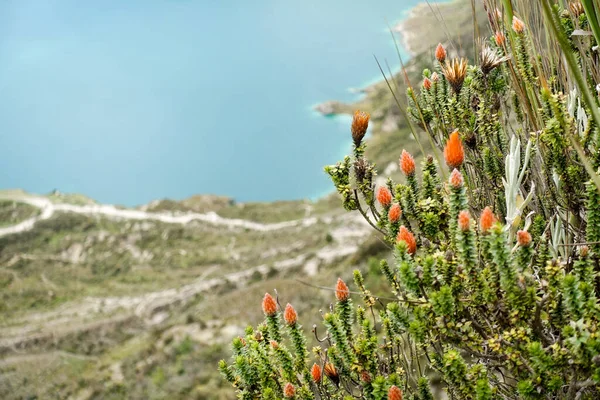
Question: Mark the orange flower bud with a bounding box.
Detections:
[270,340,279,349]
[311,363,322,383]
[444,130,465,169]
[324,362,339,385]
[360,370,372,383]
[388,203,402,223]
[335,278,350,301]
[423,77,432,90]
[435,43,447,63]
[494,31,506,47]
[400,149,416,176]
[458,210,471,231]
[351,110,370,146]
[479,207,495,233]
[262,293,277,316]
[569,1,585,17]
[397,226,417,255]
[377,186,392,207]
[580,246,589,257]
[431,72,440,82]
[449,168,464,188]
[284,303,297,325]
[517,230,532,247]
[388,385,403,400]
[512,16,525,34]
[283,383,295,398]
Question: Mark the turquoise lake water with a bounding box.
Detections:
[0,0,421,206]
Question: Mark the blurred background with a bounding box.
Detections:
[0,1,481,398]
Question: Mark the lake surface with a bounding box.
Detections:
[0,0,421,206]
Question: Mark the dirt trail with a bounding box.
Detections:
[0,191,371,358]
[0,193,320,238]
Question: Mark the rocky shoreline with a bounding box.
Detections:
[313,2,425,116]
[313,0,466,117]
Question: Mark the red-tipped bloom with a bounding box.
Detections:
[458,210,471,231]
[270,340,279,349]
[388,203,402,223]
[284,303,297,325]
[435,43,447,63]
[512,16,525,33]
[388,385,403,400]
[324,363,339,385]
[517,230,532,247]
[335,278,350,301]
[494,31,506,46]
[397,226,417,255]
[399,150,416,176]
[423,77,432,90]
[262,293,277,316]
[283,383,296,398]
[442,58,468,94]
[377,186,392,207]
[360,370,372,383]
[311,363,322,383]
[449,169,464,188]
[444,130,465,169]
[351,110,370,146]
[479,207,495,233]
[569,1,585,17]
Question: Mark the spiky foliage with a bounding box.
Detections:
[222,2,600,399]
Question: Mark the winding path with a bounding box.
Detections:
[0,194,319,238]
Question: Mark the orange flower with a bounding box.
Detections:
[449,168,464,188]
[399,149,416,176]
[581,245,589,257]
[441,58,468,93]
[569,1,584,17]
[284,303,297,325]
[283,383,296,398]
[444,130,465,169]
[388,385,403,400]
[397,226,417,255]
[270,340,279,349]
[512,16,525,34]
[360,370,372,383]
[377,186,392,207]
[458,210,471,231]
[388,203,402,223]
[479,207,495,233]
[431,72,440,82]
[351,110,370,146]
[494,31,506,46]
[335,278,350,302]
[262,293,277,316]
[517,230,532,247]
[311,363,322,383]
[423,77,432,90]
[435,43,447,63]
[324,363,339,385]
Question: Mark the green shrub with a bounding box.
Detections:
[220,1,600,398]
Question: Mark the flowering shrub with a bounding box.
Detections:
[220,1,600,398]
